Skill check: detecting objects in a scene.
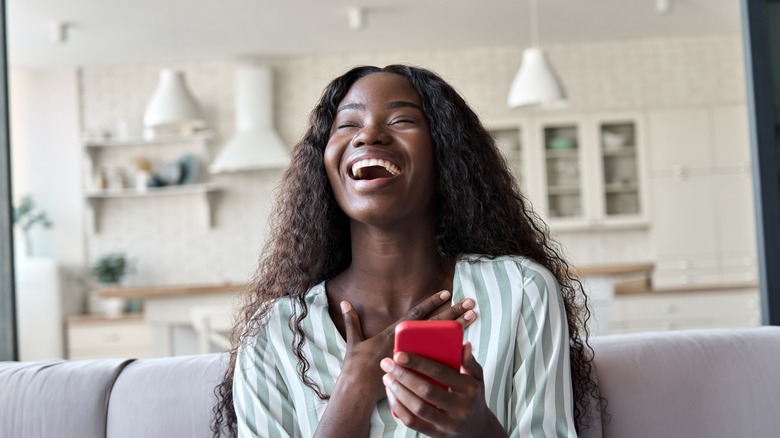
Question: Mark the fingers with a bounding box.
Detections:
[382,358,450,428]
[384,387,439,436]
[460,342,484,382]
[429,297,477,328]
[383,353,469,399]
[402,290,452,322]
[340,301,365,344]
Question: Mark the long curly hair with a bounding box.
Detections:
[212,64,602,436]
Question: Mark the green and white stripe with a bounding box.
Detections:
[234,255,576,437]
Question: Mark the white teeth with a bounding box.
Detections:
[351,158,401,179]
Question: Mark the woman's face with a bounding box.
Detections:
[324,72,436,227]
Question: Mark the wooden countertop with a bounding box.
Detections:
[66,313,145,324]
[97,263,654,300]
[97,283,247,299]
[574,262,654,276]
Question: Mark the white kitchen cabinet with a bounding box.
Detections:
[82,131,220,232]
[647,105,757,288]
[608,288,761,334]
[526,113,648,231]
[66,314,152,359]
[489,124,527,190]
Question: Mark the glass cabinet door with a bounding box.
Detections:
[543,125,583,219]
[600,122,641,217]
[492,127,524,188]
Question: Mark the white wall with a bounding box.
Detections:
[11,34,747,314]
[10,68,83,358]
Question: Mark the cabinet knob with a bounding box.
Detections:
[677,260,691,270]
[661,321,675,330]
[104,332,120,343]
[663,304,677,315]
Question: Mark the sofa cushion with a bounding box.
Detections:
[0,358,132,438]
[591,326,780,438]
[106,353,229,438]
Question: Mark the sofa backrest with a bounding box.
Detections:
[589,326,780,438]
[106,353,229,438]
[0,358,132,437]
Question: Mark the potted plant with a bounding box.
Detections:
[90,252,134,316]
[91,252,130,285]
[12,195,53,257]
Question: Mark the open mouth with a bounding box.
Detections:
[350,158,401,180]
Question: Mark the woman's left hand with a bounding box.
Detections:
[380,342,507,438]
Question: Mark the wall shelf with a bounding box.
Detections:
[83,130,220,233]
[86,183,220,232]
[84,130,214,149]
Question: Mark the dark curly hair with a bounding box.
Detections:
[212,64,603,436]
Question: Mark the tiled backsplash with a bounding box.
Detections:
[79,34,745,286]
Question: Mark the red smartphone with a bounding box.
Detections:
[393,320,463,390]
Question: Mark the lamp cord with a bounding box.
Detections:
[529,0,539,48]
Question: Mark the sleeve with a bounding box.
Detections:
[233,321,299,438]
[508,264,577,437]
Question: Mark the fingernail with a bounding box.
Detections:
[439,290,451,300]
[340,301,350,313]
[394,352,409,364]
[462,298,474,309]
[380,358,394,372]
[382,374,392,386]
[464,310,476,321]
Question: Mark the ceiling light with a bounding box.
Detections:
[142,69,205,138]
[348,7,366,31]
[507,0,566,108]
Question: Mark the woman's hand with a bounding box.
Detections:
[338,291,477,404]
[380,342,507,438]
[315,291,477,437]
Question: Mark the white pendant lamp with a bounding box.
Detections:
[209,65,290,173]
[507,0,566,108]
[143,69,205,138]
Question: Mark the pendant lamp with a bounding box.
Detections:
[143,69,205,138]
[507,0,566,108]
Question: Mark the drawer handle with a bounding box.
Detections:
[104,333,120,342]
[663,304,676,315]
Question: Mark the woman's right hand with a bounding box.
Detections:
[337,290,477,404]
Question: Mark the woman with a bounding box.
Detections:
[213,65,600,437]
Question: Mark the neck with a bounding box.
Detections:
[337,217,455,314]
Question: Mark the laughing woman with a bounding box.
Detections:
[213,65,601,437]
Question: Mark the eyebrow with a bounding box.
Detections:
[335,100,422,113]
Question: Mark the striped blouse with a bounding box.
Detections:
[234,255,576,437]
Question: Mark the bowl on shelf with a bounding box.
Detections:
[602,131,628,150]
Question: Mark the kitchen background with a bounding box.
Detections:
[8,1,758,360]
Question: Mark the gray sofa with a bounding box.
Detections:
[2,327,779,437]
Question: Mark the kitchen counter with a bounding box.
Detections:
[98,283,245,357]
[574,262,654,277]
[97,283,246,299]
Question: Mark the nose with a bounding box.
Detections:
[351,124,390,147]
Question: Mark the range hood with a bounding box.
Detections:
[209,65,289,173]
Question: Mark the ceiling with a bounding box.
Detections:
[8,0,743,68]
